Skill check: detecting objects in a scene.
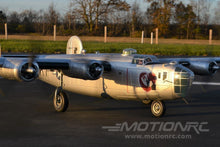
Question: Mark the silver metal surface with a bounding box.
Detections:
[0,36,219,105]
[188,61,218,75]
[38,56,194,101]
[62,60,103,80]
[0,58,39,82]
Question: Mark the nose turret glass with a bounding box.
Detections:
[174,66,194,97]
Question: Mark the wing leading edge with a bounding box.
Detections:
[159,57,220,75]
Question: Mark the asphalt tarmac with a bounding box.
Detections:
[0,72,219,147]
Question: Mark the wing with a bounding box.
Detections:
[159,57,220,63]
[0,54,105,82]
[159,57,220,75]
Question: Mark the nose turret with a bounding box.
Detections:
[173,66,194,98]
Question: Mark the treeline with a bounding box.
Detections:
[0,0,220,39]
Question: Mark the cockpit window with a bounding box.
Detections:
[132,57,152,65]
[158,72,161,79]
[175,67,182,72]
[163,72,167,80]
[147,58,152,62]
[138,59,144,65]
[144,58,152,64]
[132,59,138,64]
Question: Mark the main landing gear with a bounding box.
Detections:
[53,72,69,112]
[150,100,166,117]
[53,88,69,112]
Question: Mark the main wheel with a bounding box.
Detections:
[151,100,166,117]
[53,91,69,112]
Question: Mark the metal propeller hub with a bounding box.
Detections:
[213,65,220,70]
[209,61,219,74]
[20,62,39,82]
[95,67,102,72]
[26,67,36,73]
[89,63,103,80]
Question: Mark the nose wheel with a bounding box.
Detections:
[151,100,166,117]
[53,89,69,112]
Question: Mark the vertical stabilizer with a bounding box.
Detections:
[66,36,83,54]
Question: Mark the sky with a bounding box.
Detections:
[0,0,219,15]
[0,0,70,14]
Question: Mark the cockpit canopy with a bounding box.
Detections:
[132,55,158,65]
[133,57,152,65]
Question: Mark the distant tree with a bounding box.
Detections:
[7,11,20,33]
[0,11,7,23]
[34,9,45,34]
[1,0,219,38]
[18,10,37,33]
[175,2,196,39]
[190,0,212,39]
[43,2,60,34]
[0,11,7,34]
[145,0,177,37]
[71,0,130,32]
[47,3,59,25]
[64,6,75,30]
[190,0,211,25]
[213,1,220,25]
[130,2,143,36]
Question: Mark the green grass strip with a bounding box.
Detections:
[0,39,220,56]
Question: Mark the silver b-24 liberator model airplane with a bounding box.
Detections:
[0,36,219,117]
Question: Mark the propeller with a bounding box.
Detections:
[20,62,39,82]
[209,61,220,74]
[212,65,220,70]
[26,35,40,73]
[27,54,37,73]
[18,36,40,81]
[88,63,103,79]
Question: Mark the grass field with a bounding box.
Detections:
[0,39,220,56]
[1,35,220,45]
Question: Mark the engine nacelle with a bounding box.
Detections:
[63,60,103,80]
[0,60,39,82]
[188,61,219,75]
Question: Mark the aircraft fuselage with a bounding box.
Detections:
[39,53,194,101]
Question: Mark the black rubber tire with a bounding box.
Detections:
[53,91,69,112]
[151,100,166,117]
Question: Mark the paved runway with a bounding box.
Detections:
[0,71,219,146]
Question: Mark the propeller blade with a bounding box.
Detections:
[27,35,38,70]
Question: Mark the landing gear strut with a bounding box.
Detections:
[151,100,166,117]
